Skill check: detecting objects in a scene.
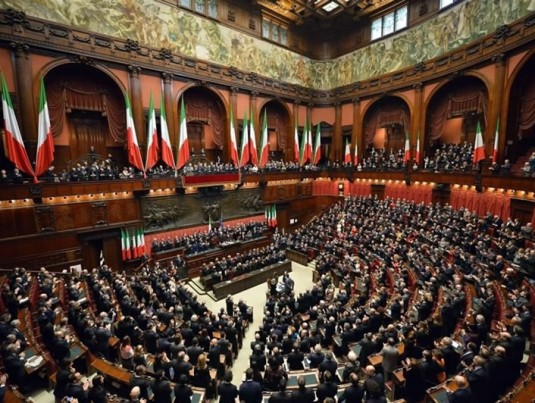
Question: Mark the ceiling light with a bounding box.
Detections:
[322,1,340,12]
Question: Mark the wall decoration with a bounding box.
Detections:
[1,0,533,89]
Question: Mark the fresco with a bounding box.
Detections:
[0,0,533,90]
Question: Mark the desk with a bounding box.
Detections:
[191,387,205,403]
[367,343,404,367]
[212,261,291,300]
[70,341,88,362]
[91,358,132,385]
[24,346,48,375]
[286,370,319,390]
[426,379,458,403]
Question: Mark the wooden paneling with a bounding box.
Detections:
[371,184,386,200]
[510,198,535,224]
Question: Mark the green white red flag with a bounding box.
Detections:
[145,92,159,171]
[35,77,55,177]
[177,96,190,169]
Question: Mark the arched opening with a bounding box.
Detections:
[181,86,225,163]
[260,100,290,162]
[506,55,535,169]
[362,96,410,159]
[425,76,488,159]
[44,63,126,171]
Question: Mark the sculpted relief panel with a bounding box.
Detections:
[1,0,533,89]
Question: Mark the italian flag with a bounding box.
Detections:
[1,74,35,179]
[293,119,300,163]
[228,106,239,165]
[492,118,499,164]
[415,132,421,165]
[473,121,485,164]
[177,96,190,170]
[354,142,359,166]
[249,109,258,166]
[159,94,175,169]
[403,132,411,163]
[258,109,269,167]
[239,114,250,167]
[313,123,321,165]
[125,93,145,173]
[299,121,307,165]
[145,92,159,171]
[35,77,55,177]
[344,139,351,164]
[121,228,131,261]
[305,121,313,163]
[271,205,277,227]
[137,227,145,257]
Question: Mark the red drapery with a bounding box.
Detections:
[384,183,433,204]
[450,189,511,220]
[143,214,265,255]
[312,180,339,196]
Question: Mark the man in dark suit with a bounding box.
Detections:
[52,331,71,364]
[130,365,153,401]
[448,375,475,403]
[171,351,192,382]
[307,345,324,369]
[316,370,338,402]
[239,368,263,403]
[268,378,292,403]
[218,370,239,403]
[250,344,267,373]
[151,370,173,403]
[291,375,315,403]
[339,373,365,403]
[287,344,305,371]
[318,352,338,381]
[94,321,111,359]
[466,355,491,403]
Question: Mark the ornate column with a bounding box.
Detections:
[333,102,342,162]
[128,65,145,149]
[490,53,507,162]
[352,98,361,163]
[162,72,176,150]
[11,41,37,157]
[412,83,423,163]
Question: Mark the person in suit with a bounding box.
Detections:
[218,370,239,403]
[88,374,107,403]
[466,355,491,403]
[380,337,399,382]
[64,372,89,403]
[318,352,338,382]
[364,365,385,398]
[130,365,152,402]
[316,370,338,402]
[54,359,74,402]
[307,345,324,369]
[268,378,292,403]
[448,375,475,403]
[52,331,71,364]
[0,373,7,403]
[174,374,193,402]
[291,375,315,403]
[287,344,305,371]
[339,373,365,403]
[3,344,26,390]
[151,370,173,403]
[239,368,263,403]
[94,321,111,359]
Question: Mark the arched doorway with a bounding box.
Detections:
[260,100,290,162]
[44,63,126,170]
[362,96,410,158]
[425,76,488,159]
[181,86,225,163]
[505,55,535,167]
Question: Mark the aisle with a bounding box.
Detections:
[190,262,315,385]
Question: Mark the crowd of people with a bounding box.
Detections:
[151,221,267,255]
[422,142,475,172]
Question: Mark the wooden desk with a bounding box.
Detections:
[286,249,309,266]
[367,343,404,367]
[191,386,206,403]
[91,358,132,385]
[212,260,291,300]
[426,378,458,403]
[70,341,88,362]
[24,346,48,375]
[286,370,319,390]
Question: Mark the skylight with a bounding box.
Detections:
[322,1,340,12]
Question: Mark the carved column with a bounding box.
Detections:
[128,65,145,150]
[333,102,342,162]
[352,98,361,163]
[162,72,176,150]
[11,41,37,157]
[413,83,423,163]
[490,54,507,162]
[229,87,239,162]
